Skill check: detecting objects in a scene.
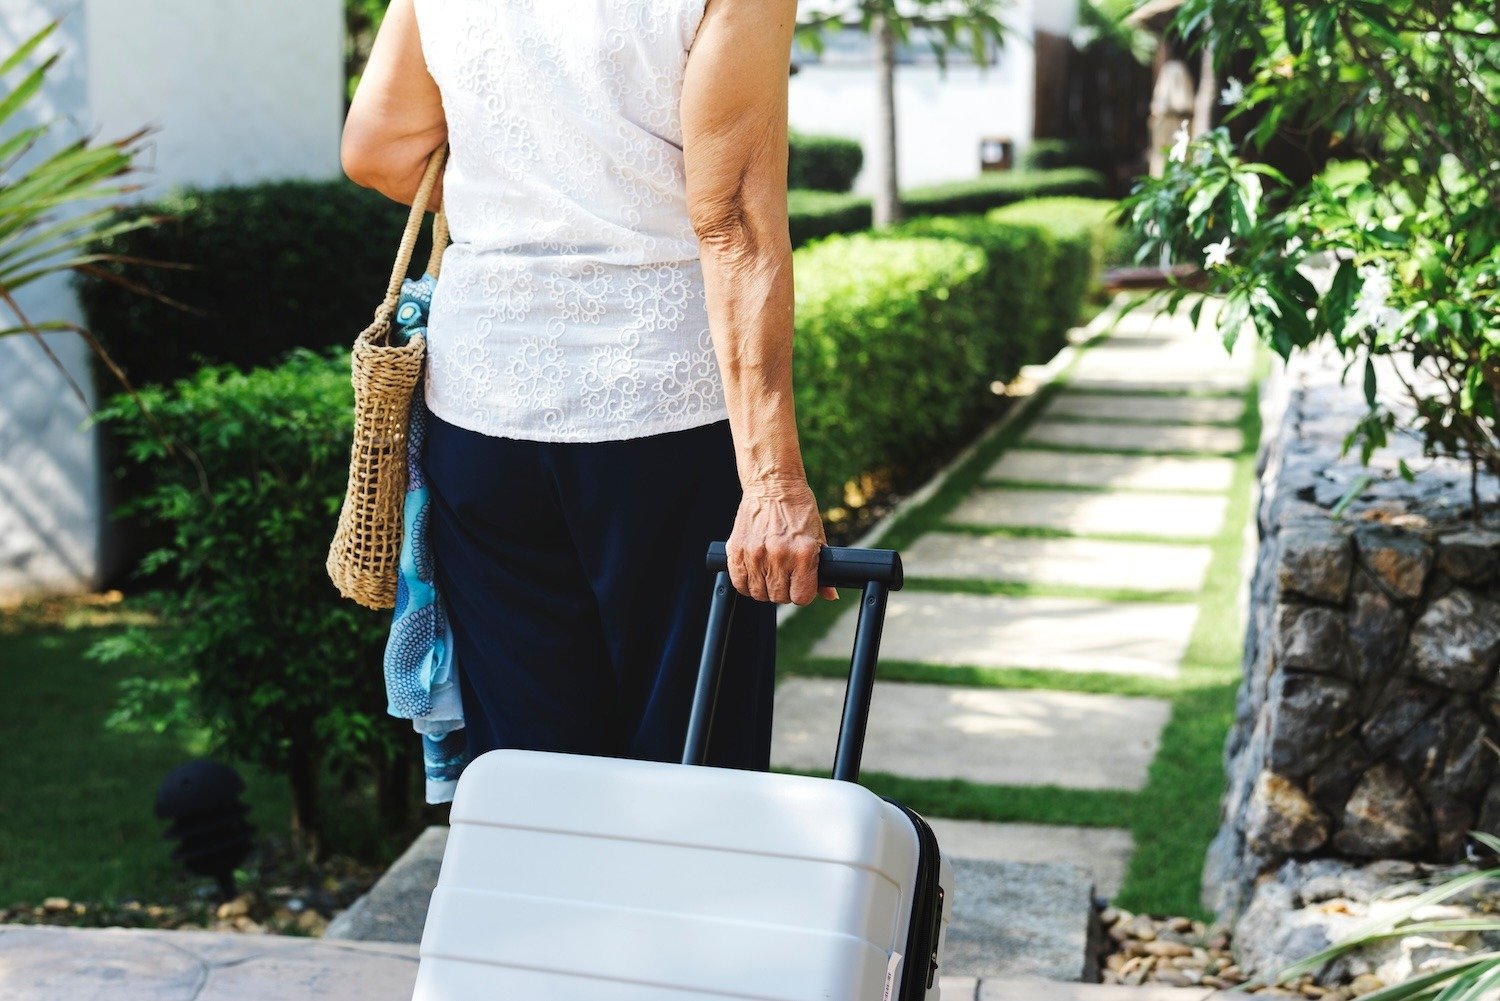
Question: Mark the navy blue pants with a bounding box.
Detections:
[424,414,776,772]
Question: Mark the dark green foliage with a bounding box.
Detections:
[1020,138,1111,174]
[75,180,435,388]
[788,130,864,193]
[876,215,1053,382]
[793,235,992,505]
[902,167,1108,218]
[787,190,874,248]
[987,197,1119,354]
[90,351,399,855]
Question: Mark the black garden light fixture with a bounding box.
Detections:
[154,760,257,901]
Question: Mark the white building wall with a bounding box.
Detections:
[788,0,1079,192]
[0,0,343,603]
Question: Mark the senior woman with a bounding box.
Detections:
[341,0,833,776]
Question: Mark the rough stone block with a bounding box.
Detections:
[1360,681,1444,756]
[1436,529,1500,585]
[1267,672,1358,777]
[1354,526,1434,601]
[1276,525,1353,603]
[1333,764,1431,857]
[1345,578,1409,688]
[1407,589,1500,692]
[1391,698,1491,802]
[1244,771,1330,855]
[1273,604,1350,676]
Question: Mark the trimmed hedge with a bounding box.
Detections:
[1020,138,1111,174]
[876,215,1053,383]
[788,190,873,248]
[788,131,863,193]
[78,180,430,388]
[792,234,991,505]
[986,196,1120,354]
[902,167,1108,218]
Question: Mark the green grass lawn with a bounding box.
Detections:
[0,619,295,907]
[777,324,1269,919]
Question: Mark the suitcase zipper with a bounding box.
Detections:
[887,800,943,1000]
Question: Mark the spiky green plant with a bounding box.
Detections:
[1,19,162,407]
[1263,833,1500,1001]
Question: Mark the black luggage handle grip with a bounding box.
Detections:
[704,541,904,591]
[686,542,903,783]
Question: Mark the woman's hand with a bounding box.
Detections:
[727,477,839,606]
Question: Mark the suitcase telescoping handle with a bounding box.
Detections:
[684,542,904,783]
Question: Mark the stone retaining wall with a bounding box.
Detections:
[1204,348,1500,921]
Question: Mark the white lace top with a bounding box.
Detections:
[411,0,728,441]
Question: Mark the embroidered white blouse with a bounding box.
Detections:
[410,0,729,442]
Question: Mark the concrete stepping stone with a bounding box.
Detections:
[1023,419,1242,455]
[773,677,1171,785]
[1046,391,1244,425]
[988,450,1235,493]
[903,532,1213,592]
[946,858,1100,982]
[0,924,421,1001]
[948,487,1227,540]
[924,819,1134,897]
[1065,374,1248,393]
[808,591,1195,678]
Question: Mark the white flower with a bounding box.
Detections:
[1168,122,1191,163]
[1144,219,1161,239]
[1219,77,1245,106]
[1347,262,1403,336]
[1283,236,1305,258]
[1203,237,1233,269]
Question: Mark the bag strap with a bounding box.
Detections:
[376,143,451,321]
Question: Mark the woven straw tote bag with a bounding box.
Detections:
[327,144,450,610]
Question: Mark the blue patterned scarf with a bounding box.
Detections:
[384,274,470,804]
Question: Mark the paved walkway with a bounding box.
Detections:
[773,293,1257,921]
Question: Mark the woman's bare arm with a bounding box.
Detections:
[681,0,834,606]
[341,0,447,207]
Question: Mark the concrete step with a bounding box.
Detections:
[325,825,1102,984]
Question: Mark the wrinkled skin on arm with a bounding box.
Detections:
[341,0,447,208]
[682,0,836,607]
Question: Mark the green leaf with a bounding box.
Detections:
[1364,356,1378,406]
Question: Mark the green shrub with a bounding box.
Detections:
[90,350,401,856]
[788,189,874,247]
[875,215,1054,382]
[1020,138,1111,174]
[987,197,1120,352]
[902,167,1108,218]
[793,234,990,505]
[788,131,864,193]
[76,180,432,388]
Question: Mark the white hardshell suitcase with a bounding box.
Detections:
[413,543,953,1001]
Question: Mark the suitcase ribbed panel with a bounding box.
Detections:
[417,750,925,1001]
